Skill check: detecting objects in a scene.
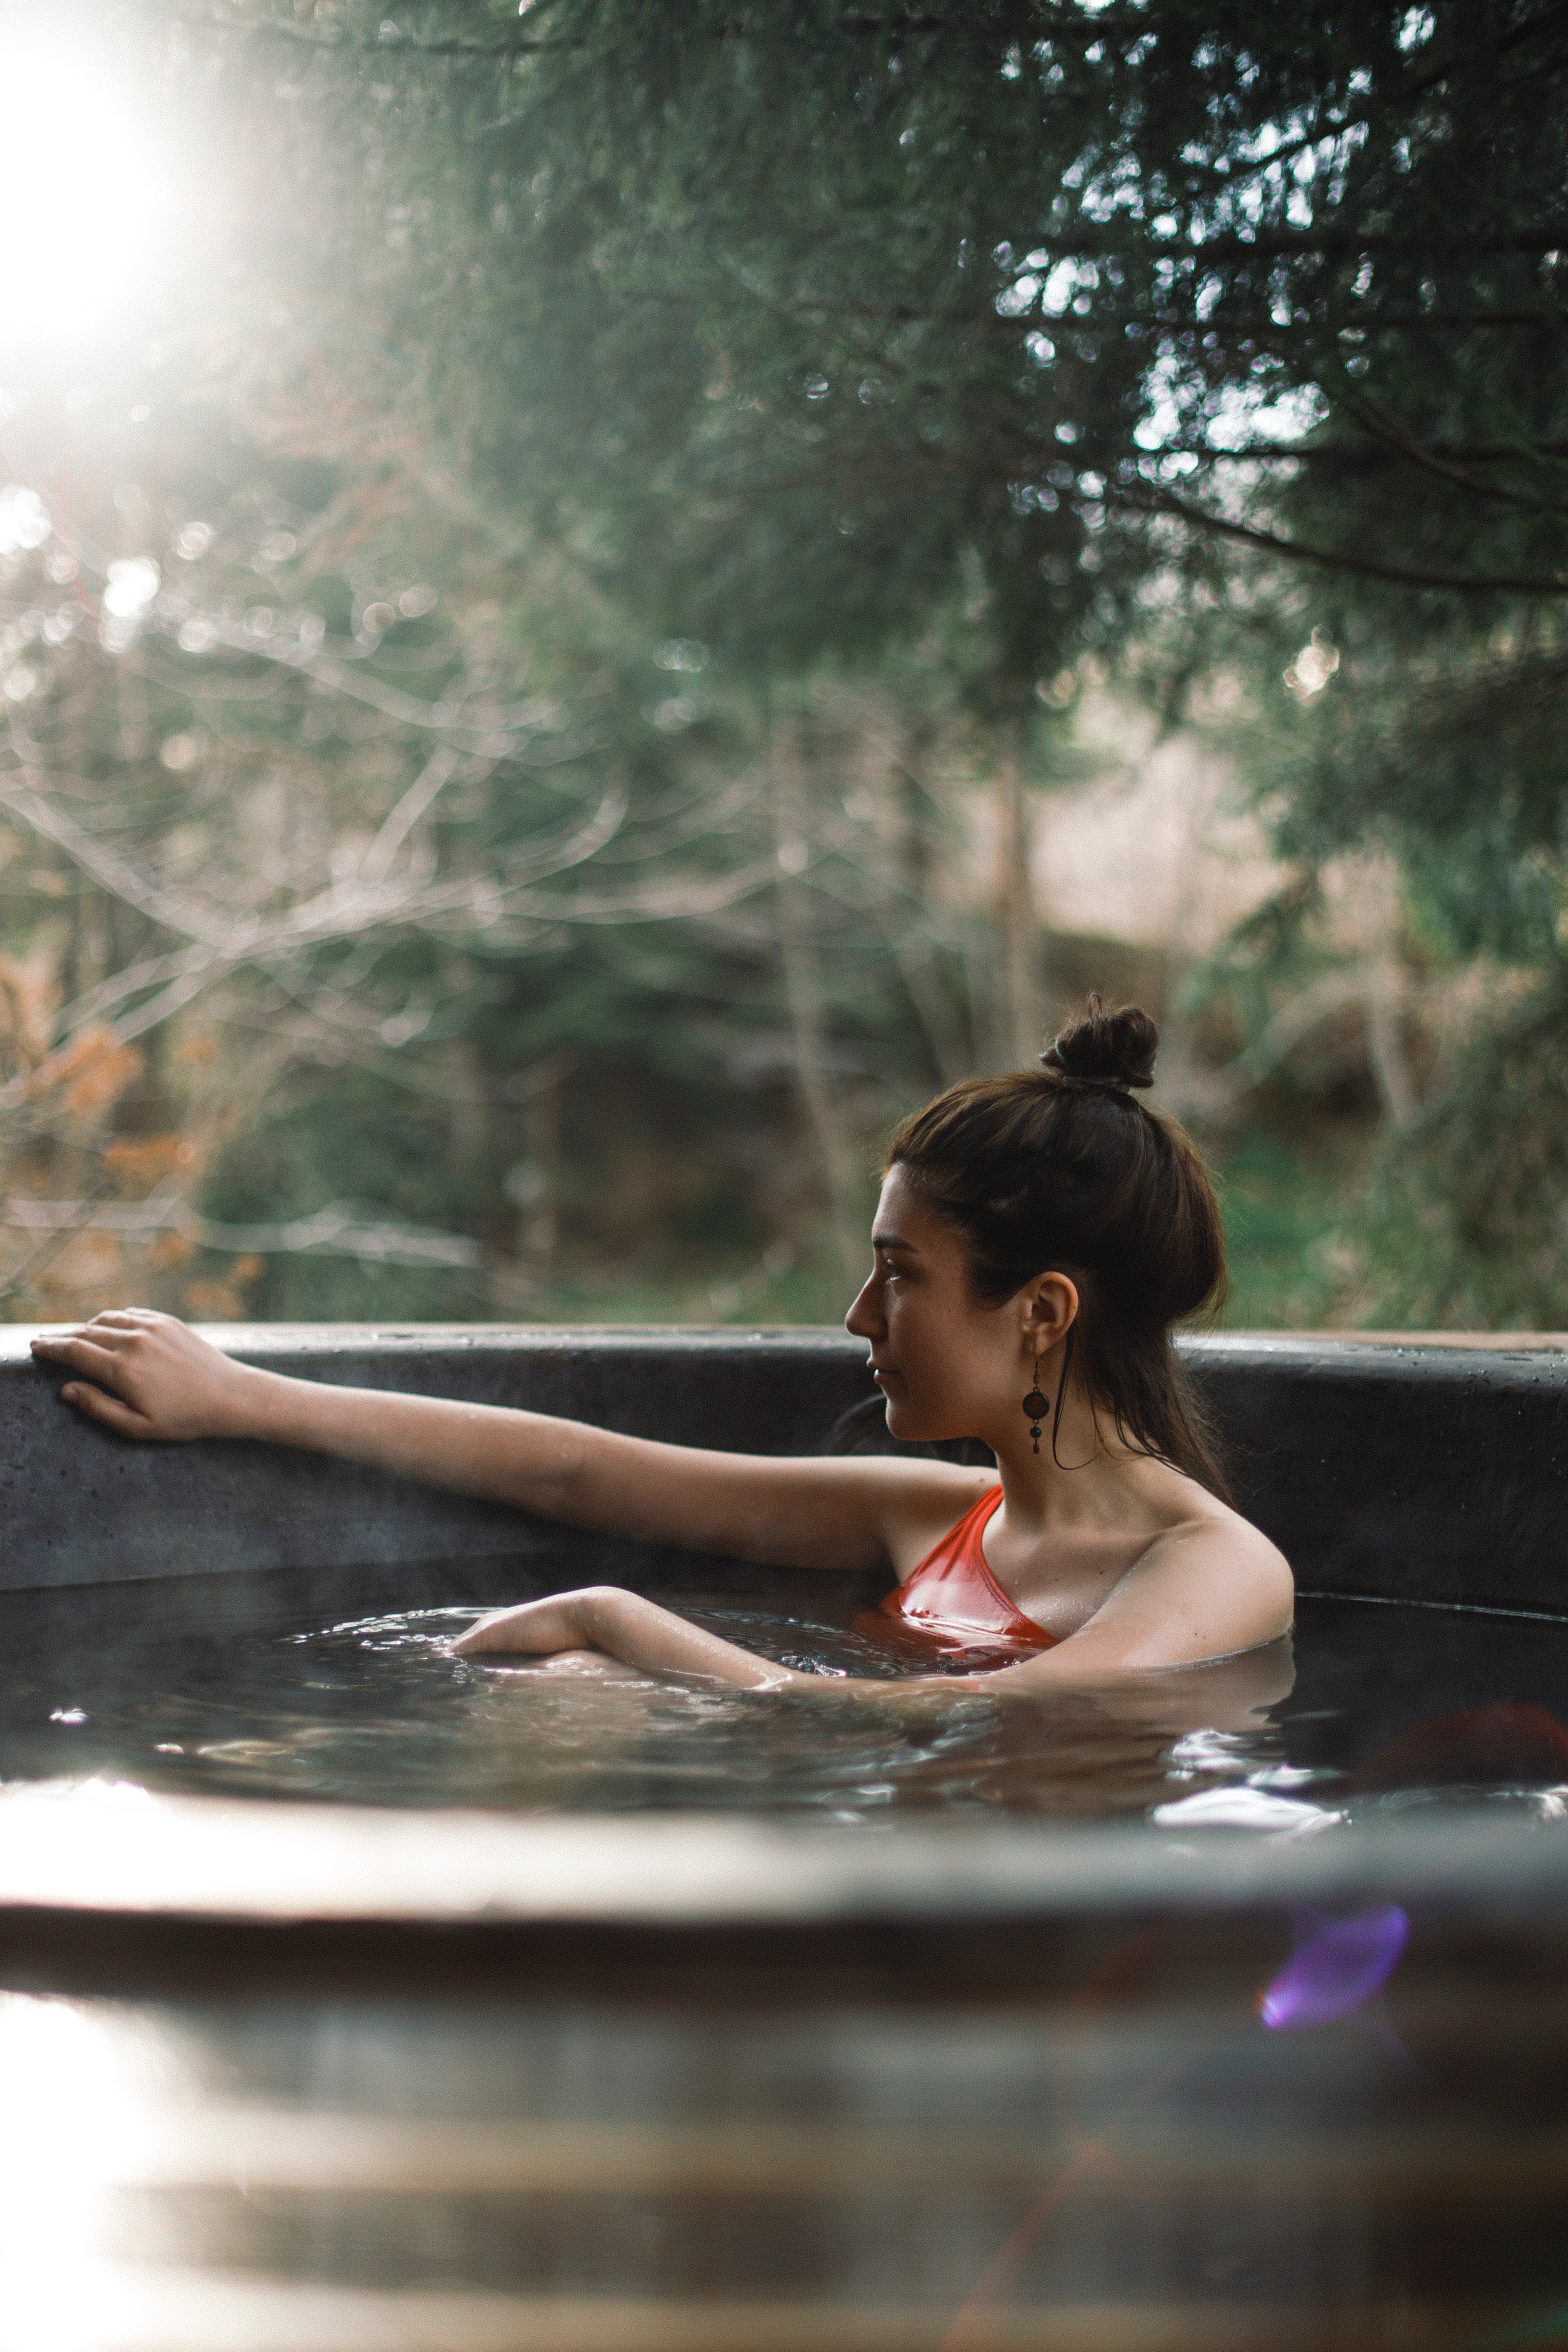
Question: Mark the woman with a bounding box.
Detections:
[30,1001,1292,1694]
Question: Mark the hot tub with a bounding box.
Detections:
[1,1325,1564,2352]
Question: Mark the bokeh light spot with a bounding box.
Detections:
[0,486,51,556]
[103,558,160,619]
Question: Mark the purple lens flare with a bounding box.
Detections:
[1259,1904,1410,2031]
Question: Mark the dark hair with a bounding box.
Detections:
[887,996,1231,1501]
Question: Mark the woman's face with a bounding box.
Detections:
[844,1165,1025,1443]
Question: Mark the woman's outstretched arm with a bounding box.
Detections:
[30,1310,985,1575]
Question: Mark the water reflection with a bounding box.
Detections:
[1346,1701,1568,1792]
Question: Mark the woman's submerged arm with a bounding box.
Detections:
[454,1586,802,1685]
[456,1514,1295,1690]
[30,1310,982,1575]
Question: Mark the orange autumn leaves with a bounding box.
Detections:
[0,968,260,1322]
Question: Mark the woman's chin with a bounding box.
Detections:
[882,1393,960,1446]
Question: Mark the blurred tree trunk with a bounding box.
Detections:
[994,712,1041,1069]
[1362,859,1417,1132]
[772,716,865,1290]
[444,1023,488,1175]
[896,716,934,901]
[522,1063,563,1262]
[879,713,971,1087]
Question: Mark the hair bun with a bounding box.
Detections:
[1040,995,1158,1091]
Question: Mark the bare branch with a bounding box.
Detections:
[360,744,462,884]
[0,1181,117,1309]
[0,1194,480,1268]
[0,736,234,949]
[1167,972,1369,1118]
[196,617,593,760]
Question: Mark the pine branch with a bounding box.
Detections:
[1083,224,1568,262]
[161,6,951,59]
[1247,310,1568,337]
[1225,0,1568,187]
[1108,480,1568,596]
[1334,392,1568,515]
[1190,438,1568,465]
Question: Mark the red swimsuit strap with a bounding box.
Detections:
[909,1482,1005,1580]
[877,1483,1056,1650]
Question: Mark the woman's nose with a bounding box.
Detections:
[844,1275,881,1339]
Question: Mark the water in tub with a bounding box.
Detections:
[1,1553,1566,1826]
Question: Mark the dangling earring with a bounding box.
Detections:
[1021,1353,1050,1455]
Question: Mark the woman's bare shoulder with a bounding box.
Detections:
[997,1506,1292,1678]
[1150,1470,1290,1573]
[1135,1502,1295,1633]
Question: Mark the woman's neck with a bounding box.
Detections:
[985,1385,1160,1531]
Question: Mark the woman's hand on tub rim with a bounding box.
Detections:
[31,1310,270,1442]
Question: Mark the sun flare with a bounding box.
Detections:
[0,29,171,351]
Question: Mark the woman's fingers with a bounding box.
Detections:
[453,1611,518,1654]
[453,1603,549,1655]
[29,1332,81,1357]
[33,1313,152,1357]
[31,1335,135,1386]
[37,1328,163,1429]
[33,1312,253,1446]
[33,1332,119,1363]
[58,1382,159,1439]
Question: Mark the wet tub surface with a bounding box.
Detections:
[4,1551,1567,1826]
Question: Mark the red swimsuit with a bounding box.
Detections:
[856,1486,1059,1664]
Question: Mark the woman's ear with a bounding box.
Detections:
[1020,1271,1078,1354]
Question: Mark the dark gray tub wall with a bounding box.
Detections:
[0,1326,897,1649]
[5,1322,1568,1615]
[1,1324,893,1622]
[1193,1332,1568,1615]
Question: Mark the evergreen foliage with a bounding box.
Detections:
[224,2,1568,596]
[6,1,1568,1321]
